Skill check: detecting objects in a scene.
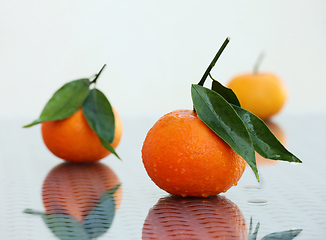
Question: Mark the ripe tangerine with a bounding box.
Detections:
[227,73,287,120]
[41,108,122,163]
[141,109,246,197]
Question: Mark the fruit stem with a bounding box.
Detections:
[198,37,230,86]
[91,64,107,84]
[253,52,265,74]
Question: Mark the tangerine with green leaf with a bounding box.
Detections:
[142,109,246,197]
[142,38,301,197]
[24,65,121,162]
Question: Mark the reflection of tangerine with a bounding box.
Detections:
[142,110,246,197]
[256,121,287,166]
[42,162,122,222]
[227,73,287,120]
[42,108,122,163]
[142,195,248,239]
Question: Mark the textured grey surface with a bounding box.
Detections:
[0,112,325,239]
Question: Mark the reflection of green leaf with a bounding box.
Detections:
[191,84,259,180]
[232,105,301,163]
[82,184,121,238]
[23,79,90,127]
[248,221,260,240]
[24,209,90,240]
[82,88,120,159]
[261,229,302,240]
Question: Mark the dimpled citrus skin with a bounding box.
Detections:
[41,108,122,163]
[227,73,287,120]
[141,109,246,197]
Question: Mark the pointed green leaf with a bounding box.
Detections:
[24,79,90,127]
[191,84,259,180]
[24,209,90,240]
[100,138,121,160]
[82,184,121,238]
[261,229,302,240]
[232,105,302,163]
[82,88,115,144]
[211,79,241,107]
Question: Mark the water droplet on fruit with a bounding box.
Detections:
[202,193,209,197]
[153,163,156,167]
[166,178,170,182]
[177,159,181,163]
[181,169,186,174]
[154,168,157,172]
[181,193,187,197]
[174,168,178,172]
[190,155,194,160]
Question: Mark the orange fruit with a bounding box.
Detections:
[41,108,122,163]
[256,120,287,166]
[141,109,246,197]
[142,195,248,239]
[42,162,122,222]
[227,73,287,120]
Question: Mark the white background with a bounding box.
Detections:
[1,0,325,118]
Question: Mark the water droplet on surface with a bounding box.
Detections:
[202,193,209,197]
[181,193,187,197]
[244,185,263,190]
[166,178,170,182]
[177,159,181,164]
[247,199,267,205]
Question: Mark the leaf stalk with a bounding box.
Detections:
[198,37,230,86]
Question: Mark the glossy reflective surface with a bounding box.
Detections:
[0,112,325,239]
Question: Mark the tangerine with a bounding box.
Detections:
[41,107,122,163]
[142,195,248,239]
[141,109,246,197]
[227,72,287,120]
[42,162,122,222]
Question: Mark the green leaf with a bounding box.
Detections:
[82,184,121,238]
[191,84,259,180]
[24,209,90,240]
[261,229,302,240]
[82,88,120,159]
[24,79,90,128]
[211,79,241,107]
[100,138,121,160]
[232,105,302,163]
[82,88,115,143]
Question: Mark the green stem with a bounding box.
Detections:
[198,37,230,86]
[91,64,107,84]
[253,52,265,73]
